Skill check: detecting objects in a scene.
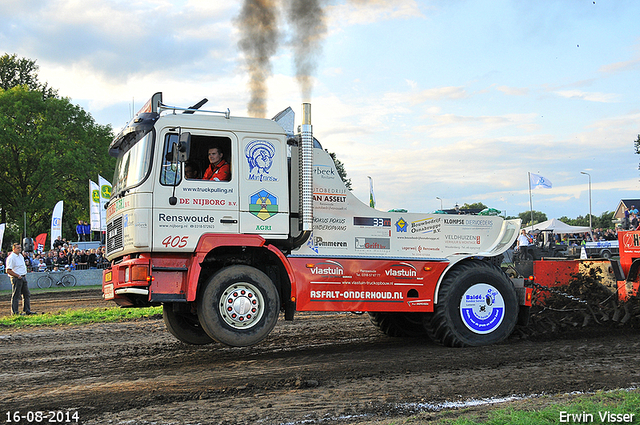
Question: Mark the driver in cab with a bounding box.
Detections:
[203,147,230,181]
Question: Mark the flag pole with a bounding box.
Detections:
[528,172,534,230]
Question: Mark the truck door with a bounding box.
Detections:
[154,129,239,252]
[238,135,290,238]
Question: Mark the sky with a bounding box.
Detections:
[2,0,639,222]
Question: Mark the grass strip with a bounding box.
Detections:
[0,306,162,328]
[408,388,640,424]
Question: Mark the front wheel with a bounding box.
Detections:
[60,274,76,287]
[163,304,214,345]
[37,275,53,289]
[197,265,280,347]
[424,260,519,347]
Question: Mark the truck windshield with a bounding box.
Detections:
[112,131,154,196]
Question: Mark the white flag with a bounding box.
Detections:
[89,180,101,231]
[0,223,5,251]
[530,173,552,189]
[98,175,112,231]
[50,200,63,249]
[368,176,376,208]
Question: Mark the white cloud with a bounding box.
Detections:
[327,0,424,28]
[553,90,620,103]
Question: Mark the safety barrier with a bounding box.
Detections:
[0,268,104,291]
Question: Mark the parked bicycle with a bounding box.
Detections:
[37,270,77,288]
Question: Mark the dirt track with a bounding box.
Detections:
[1,289,640,425]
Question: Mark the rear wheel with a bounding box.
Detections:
[37,275,53,289]
[424,260,519,347]
[368,312,429,338]
[197,265,280,347]
[163,304,214,345]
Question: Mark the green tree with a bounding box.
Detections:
[518,210,547,227]
[0,73,114,249]
[595,211,615,228]
[327,150,352,191]
[461,202,488,211]
[0,53,56,97]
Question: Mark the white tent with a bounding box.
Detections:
[524,218,590,234]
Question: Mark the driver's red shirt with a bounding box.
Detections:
[203,159,230,181]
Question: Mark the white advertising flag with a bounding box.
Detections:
[98,175,112,231]
[50,200,63,249]
[368,176,376,208]
[0,223,5,251]
[529,173,552,189]
[89,180,101,231]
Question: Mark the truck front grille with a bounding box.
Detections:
[106,217,124,255]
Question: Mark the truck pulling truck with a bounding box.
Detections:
[102,93,533,348]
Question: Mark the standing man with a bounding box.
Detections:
[6,243,35,315]
[82,221,92,241]
[76,220,85,242]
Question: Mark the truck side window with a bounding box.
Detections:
[159,133,181,186]
[189,135,232,182]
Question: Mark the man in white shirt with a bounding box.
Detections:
[6,243,35,315]
[517,230,531,249]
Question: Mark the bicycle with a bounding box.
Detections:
[37,270,77,288]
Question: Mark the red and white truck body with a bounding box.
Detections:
[103,93,530,347]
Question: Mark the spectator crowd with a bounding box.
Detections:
[0,237,108,274]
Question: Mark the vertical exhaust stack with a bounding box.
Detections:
[300,103,313,232]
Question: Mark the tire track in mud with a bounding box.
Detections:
[1,290,640,424]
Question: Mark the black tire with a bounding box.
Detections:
[368,312,429,338]
[37,275,53,289]
[60,274,76,287]
[424,260,519,347]
[601,250,612,259]
[163,304,214,345]
[197,265,280,347]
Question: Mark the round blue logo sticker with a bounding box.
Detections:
[460,283,505,334]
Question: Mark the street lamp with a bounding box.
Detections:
[580,171,592,237]
[436,197,443,210]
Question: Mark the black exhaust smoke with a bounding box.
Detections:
[237,0,279,118]
[285,0,327,102]
[237,0,327,117]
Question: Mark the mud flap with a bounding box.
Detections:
[517,305,530,326]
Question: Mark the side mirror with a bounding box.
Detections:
[177,132,191,162]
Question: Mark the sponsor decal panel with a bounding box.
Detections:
[623,232,640,251]
[308,260,345,276]
[313,187,348,211]
[354,217,391,227]
[310,290,404,301]
[245,139,278,182]
[307,233,348,253]
[157,213,216,230]
[411,217,441,234]
[395,217,407,232]
[385,262,418,279]
[313,216,347,231]
[444,234,481,248]
[443,218,494,229]
[314,165,337,180]
[249,189,278,221]
[355,237,390,250]
[460,284,505,334]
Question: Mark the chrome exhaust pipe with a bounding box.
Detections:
[300,103,313,232]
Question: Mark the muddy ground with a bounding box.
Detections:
[1,289,639,425]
